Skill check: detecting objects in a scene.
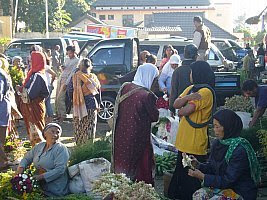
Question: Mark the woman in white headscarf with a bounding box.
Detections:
[112,54,159,185]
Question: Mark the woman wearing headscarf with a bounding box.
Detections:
[112,55,159,185]
[67,58,101,144]
[17,51,49,146]
[168,61,215,199]
[189,109,260,199]
[17,123,70,197]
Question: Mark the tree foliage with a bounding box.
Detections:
[64,0,90,22]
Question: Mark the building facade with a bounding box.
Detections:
[91,0,233,33]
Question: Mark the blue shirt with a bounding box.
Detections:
[20,142,70,197]
[255,86,267,109]
[0,72,11,126]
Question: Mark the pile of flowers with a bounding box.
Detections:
[4,136,31,163]
[92,173,161,199]
[152,117,171,141]
[224,95,253,113]
[11,169,39,195]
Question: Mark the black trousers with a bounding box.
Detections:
[168,151,207,200]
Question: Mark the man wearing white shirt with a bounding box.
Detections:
[193,16,211,61]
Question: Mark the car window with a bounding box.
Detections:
[173,46,186,60]
[5,43,22,57]
[228,40,242,50]
[208,49,219,60]
[213,41,229,50]
[90,47,124,66]
[139,45,160,56]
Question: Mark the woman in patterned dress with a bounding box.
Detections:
[67,58,100,145]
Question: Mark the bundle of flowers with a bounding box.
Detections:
[11,169,39,195]
[92,173,160,199]
[0,170,43,200]
[115,181,160,200]
[152,117,171,141]
[92,173,131,196]
[224,95,253,113]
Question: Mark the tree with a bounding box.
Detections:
[16,0,71,32]
[234,13,247,33]
[253,30,266,45]
[64,0,90,22]
[0,0,12,16]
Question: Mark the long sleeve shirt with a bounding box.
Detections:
[0,73,11,126]
[24,72,49,100]
[20,142,70,197]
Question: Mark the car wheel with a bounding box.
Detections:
[98,96,115,122]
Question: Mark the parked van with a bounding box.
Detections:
[139,38,234,71]
[4,38,68,64]
[79,38,240,121]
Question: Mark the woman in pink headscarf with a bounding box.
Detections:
[17,51,49,146]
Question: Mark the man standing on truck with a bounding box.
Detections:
[193,16,211,61]
[242,80,267,128]
[169,44,198,114]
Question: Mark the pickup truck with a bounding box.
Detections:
[79,38,241,121]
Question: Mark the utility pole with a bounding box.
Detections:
[45,0,49,38]
[13,0,19,35]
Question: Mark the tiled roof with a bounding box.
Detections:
[68,14,106,27]
[149,12,237,40]
[92,0,211,7]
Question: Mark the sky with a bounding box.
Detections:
[213,0,267,21]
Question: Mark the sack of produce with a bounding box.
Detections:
[79,158,111,193]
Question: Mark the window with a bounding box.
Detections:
[99,15,106,20]
[5,43,22,58]
[208,50,219,60]
[108,15,114,20]
[139,45,160,57]
[216,13,222,17]
[122,15,134,27]
[213,41,229,51]
[144,14,153,27]
[90,48,124,66]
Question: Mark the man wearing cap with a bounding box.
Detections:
[158,54,181,95]
[193,16,211,61]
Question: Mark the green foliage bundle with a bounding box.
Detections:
[69,139,111,166]
[155,152,177,176]
[257,129,267,158]
[48,194,93,200]
[0,37,11,46]
[224,95,253,113]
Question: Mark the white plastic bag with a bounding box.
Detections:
[69,175,86,194]
[79,158,111,193]
[167,116,179,145]
[235,112,252,129]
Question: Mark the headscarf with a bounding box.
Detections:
[190,61,215,88]
[12,56,23,65]
[213,109,261,184]
[132,63,159,89]
[42,123,62,139]
[23,51,46,86]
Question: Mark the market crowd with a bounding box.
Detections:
[0,16,266,199]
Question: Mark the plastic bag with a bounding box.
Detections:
[69,175,86,194]
[235,112,251,129]
[79,158,111,193]
[167,116,179,145]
